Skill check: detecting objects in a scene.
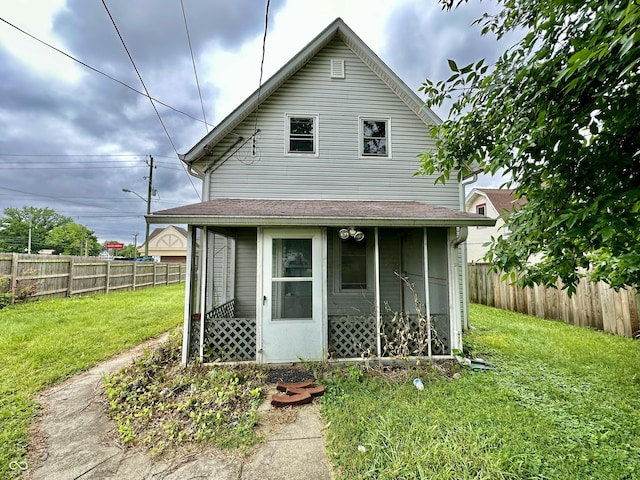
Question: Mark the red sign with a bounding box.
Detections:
[106,242,124,249]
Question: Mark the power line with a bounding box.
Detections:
[0,153,181,160]
[0,16,213,128]
[101,1,177,155]
[180,0,208,135]
[0,184,134,213]
[253,0,271,137]
[100,0,201,200]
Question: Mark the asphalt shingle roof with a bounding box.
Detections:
[149,198,494,227]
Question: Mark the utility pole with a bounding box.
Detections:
[144,155,154,258]
[133,232,139,259]
[27,216,32,254]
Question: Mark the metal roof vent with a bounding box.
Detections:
[330,59,345,79]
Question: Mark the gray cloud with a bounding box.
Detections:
[0,0,505,245]
[382,2,510,117]
[0,0,285,242]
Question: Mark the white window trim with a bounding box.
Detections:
[359,117,391,158]
[285,113,319,157]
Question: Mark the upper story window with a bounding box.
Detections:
[286,114,318,155]
[476,203,487,229]
[360,118,390,157]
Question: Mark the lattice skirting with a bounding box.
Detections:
[189,316,256,362]
[329,314,450,359]
[188,314,449,362]
[328,314,377,359]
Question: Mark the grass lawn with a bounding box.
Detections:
[322,304,640,479]
[0,284,184,478]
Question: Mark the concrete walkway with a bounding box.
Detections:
[26,336,333,480]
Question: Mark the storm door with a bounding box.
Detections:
[260,229,324,363]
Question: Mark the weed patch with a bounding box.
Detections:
[104,332,267,456]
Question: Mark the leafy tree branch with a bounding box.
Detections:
[420,0,640,293]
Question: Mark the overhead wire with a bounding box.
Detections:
[0,16,213,128]
[180,0,208,135]
[0,184,138,213]
[100,0,201,200]
[253,0,271,138]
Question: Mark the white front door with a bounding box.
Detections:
[260,228,324,363]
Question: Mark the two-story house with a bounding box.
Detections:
[148,18,494,365]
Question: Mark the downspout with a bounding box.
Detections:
[178,153,205,180]
[458,172,478,331]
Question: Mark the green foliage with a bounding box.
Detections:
[322,304,640,479]
[420,0,640,292]
[0,276,10,309]
[0,206,71,253]
[117,243,140,258]
[46,222,102,256]
[0,284,184,479]
[104,332,265,455]
[0,270,40,310]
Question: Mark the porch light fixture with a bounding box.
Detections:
[339,227,365,242]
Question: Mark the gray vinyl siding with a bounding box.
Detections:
[202,38,459,208]
[233,228,257,318]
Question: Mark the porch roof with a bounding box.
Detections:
[147,198,495,227]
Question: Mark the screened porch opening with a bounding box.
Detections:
[185,226,454,364]
[326,227,452,360]
[186,227,257,363]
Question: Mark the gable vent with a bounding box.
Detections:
[330,59,345,79]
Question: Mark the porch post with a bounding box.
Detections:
[181,225,196,366]
[423,227,432,358]
[448,227,463,352]
[255,227,263,364]
[198,226,209,362]
[374,227,381,357]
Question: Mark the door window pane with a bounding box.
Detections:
[272,239,312,277]
[272,281,312,319]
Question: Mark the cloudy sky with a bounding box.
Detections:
[0,0,508,246]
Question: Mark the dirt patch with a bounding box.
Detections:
[265,367,316,384]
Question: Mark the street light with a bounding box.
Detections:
[123,188,150,257]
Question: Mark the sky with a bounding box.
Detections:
[0,0,510,246]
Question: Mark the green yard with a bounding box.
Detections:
[322,304,640,479]
[0,284,184,478]
[3,286,640,479]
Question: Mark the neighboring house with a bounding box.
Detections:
[465,188,525,262]
[148,18,494,365]
[143,225,189,263]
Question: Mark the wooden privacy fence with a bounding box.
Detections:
[0,253,186,303]
[468,263,640,338]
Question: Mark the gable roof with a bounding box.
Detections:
[148,225,188,242]
[467,188,526,217]
[180,17,441,167]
